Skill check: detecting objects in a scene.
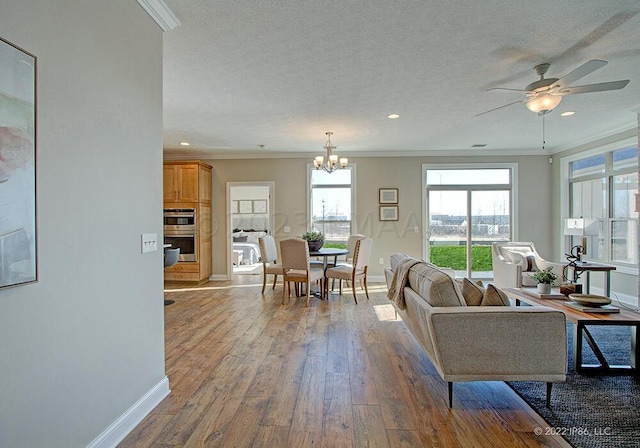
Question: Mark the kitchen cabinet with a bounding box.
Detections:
[164,163,203,203]
[164,161,213,282]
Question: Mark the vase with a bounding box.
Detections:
[537,283,551,294]
[307,240,323,252]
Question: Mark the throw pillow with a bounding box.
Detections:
[524,255,537,272]
[481,284,511,306]
[459,278,485,306]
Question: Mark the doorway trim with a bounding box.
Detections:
[226,181,275,279]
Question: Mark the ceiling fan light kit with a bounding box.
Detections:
[526,94,562,114]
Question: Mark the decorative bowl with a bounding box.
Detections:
[568,294,611,307]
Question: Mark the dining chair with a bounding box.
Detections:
[280,238,325,306]
[325,237,372,304]
[258,235,283,294]
[328,233,365,290]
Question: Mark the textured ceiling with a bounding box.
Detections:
[161,1,640,159]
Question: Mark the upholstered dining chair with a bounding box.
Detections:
[258,235,283,294]
[325,237,372,304]
[280,238,325,306]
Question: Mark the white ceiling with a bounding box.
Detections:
[160,1,640,159]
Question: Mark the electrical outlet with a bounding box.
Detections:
[141,233,158,253]
[414,226,419,233]
[379,257,384,265]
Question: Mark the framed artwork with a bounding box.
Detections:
[379,206,399,221]
[0,37,37,289]
[253,199,267,214]
[379,188,398,204]
[231,200,238,214]
[239,200,253,214]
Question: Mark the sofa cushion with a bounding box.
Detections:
[481,284,511,306]
[459,278,485,306]
[407,263,466,307]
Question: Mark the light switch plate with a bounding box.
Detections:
[283,226,291,233]
[141,233,158,253]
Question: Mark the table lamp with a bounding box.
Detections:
[564,218,598,261]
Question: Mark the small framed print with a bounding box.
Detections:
[379,205,399,221]
[379,188,398,204]
[253,199,267,214]
[239,200,253,214]
[231,200,239,214]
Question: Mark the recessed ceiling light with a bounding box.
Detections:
[388,113,400,119]
[180,141,190,146]
[560,111,575,117]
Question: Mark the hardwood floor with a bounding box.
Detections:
[119,275,570,448]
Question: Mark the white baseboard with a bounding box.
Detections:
[87,376,170,448]
[209,274,228,281]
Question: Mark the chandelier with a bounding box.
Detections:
[313,132,348,173]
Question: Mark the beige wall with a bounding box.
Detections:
[0,1,165,446]
[204,154,555,279]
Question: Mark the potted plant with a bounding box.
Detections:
[302,230,325,252]
[529,266,558,294]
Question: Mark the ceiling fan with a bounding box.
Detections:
[477,59,630,116]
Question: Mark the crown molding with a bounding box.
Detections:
[137,0,180,31]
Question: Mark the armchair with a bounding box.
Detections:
[492,242,565,288]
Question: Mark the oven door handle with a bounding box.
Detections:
[165,234,195,238]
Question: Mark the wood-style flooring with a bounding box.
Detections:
[119,274,570,448]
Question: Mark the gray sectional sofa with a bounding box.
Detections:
[385,253,568,407]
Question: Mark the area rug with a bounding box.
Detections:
[508,323,640,448]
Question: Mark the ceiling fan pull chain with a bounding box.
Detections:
[542,113,546,151]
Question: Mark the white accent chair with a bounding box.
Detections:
[258,235,283,294]
[492,242,565,288]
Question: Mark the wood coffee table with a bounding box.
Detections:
[506,288,639,375]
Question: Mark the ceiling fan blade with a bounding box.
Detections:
[476,99,525,116]
[556,59,607,88]
[486,87,528,92]
[559,79,630,95]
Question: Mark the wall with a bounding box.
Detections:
[204,155,555,279]
[0,1,166,447]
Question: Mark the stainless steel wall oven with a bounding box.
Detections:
[164,208,197,262]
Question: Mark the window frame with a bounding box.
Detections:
[422,163,518,272]
[561,138,638,274]
[307,164,357,244]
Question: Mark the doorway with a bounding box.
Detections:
[227,182,274,276]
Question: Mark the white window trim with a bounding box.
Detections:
[421,162,518,263]
[559,136,638,275]
[306,163,357,235]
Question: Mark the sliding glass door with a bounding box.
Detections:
[426,167,513,279]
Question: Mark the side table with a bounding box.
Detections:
[568,262,616,297]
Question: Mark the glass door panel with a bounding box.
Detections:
[428,190,468,277]
[470,190,510,279]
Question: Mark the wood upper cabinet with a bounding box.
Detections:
[163,161,211,203]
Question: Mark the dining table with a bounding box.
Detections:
[309,247,349,297]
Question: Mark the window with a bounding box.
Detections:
[309,167,354,245]
[568,145,638,266]
[424,164,515,279]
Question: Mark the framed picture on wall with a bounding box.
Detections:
[379,206,399,221]
[0,37,37,289]
[239,200,253,214]
[379,188,398,204]
[253,199,267,214]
